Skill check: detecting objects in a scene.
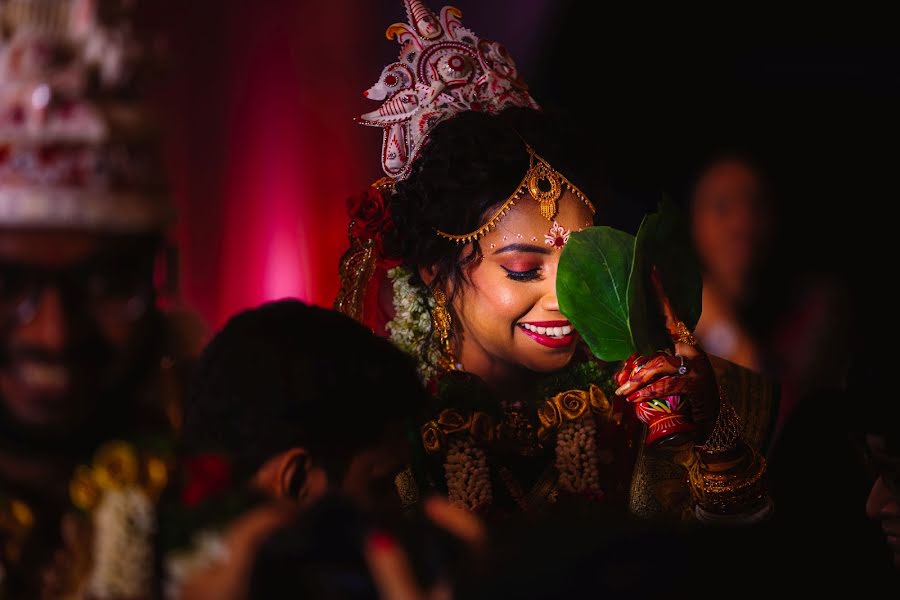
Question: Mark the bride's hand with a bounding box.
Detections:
[612,269,719,428]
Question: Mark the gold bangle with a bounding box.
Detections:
[673,321,699,346]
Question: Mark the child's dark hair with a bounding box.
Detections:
[180,300,426,482]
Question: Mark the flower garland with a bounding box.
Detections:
[159,453,264,600]
[88,489,155,598]
[416,360,619,512]
[537,384,611,500]
[0,494,34,571]
[386,259,623,511]
[164,531,228,600]
[444,438,492,511]
[69,440,170,599]
[385,266,442,381]
[554,415,602,498]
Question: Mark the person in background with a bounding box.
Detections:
[689,149,853,437]
[244,494,484,600]
[865,428,900,571]
[0,1,200,597]
[690,152,774,372]
[856,344,900,578]
[167,300,429,599]
[179,300,426,512]
[762,342,900,591]
[334,0,773,526]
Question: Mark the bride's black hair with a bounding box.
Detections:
[386,107,596,297]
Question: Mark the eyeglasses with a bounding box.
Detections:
[0,256,154,326]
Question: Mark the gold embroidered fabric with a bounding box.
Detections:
[687,444,769,517]
[334,236,377,324]
[394,467,421,510]
[628,357,778,520]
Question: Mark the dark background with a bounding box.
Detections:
[533,4,897,344]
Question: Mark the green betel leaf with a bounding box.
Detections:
[627,199,702,355]
[557,227,637,361]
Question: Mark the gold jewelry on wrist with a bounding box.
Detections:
[700,390,742,453]
[687,388,771,519]
[673,320,699,346]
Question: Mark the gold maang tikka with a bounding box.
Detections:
[435,145,596,244]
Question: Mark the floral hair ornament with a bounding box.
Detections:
[357,0,540,180]
[435,145,595,244]
[335,177,403,333]
[161,453,266,600]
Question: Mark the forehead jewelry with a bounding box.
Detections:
[435,145,595,244]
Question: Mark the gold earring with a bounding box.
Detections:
[432,289,458,371]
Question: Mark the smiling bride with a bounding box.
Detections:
[336,0,774,522]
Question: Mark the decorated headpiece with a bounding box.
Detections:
[0,0,172,232]
[357,0,540,181]
[357,1,595,245]
[339,1,596,332]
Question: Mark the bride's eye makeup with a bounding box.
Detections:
[501,265,542,282]
[491,243,551,283]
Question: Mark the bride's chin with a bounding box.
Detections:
[519,352,576,374]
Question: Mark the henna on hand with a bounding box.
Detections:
[614,345,719,428]
[613,267,721,430]
[614,352,679,396]
[614,353,641,387]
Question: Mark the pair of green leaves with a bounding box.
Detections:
[557,201,702,361]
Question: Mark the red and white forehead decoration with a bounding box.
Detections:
[357,0,540,181]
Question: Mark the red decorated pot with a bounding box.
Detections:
[634,394,696,446]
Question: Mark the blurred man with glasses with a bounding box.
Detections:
[0,1,198,595]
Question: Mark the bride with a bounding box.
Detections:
[337,0,772,522]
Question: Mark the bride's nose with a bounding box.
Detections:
[541,290,560,312]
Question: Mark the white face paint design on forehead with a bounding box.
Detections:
[544,221,571,249]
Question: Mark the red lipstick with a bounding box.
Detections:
[517,321,576,349]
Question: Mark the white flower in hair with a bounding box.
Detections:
[386,266,442,381]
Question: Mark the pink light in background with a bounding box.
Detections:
[164,1,551,333]
[166,0,378,331]
[218,61,309,320]
[265,222,307,302]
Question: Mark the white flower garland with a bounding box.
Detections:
[88,488,155,599]
[555,414,602,497]
[164,531,229,600]
[444,438,492,510]
[386,266,442,381]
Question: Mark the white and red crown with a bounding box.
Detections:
[357,0,540,181]
[0,0,171,232]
